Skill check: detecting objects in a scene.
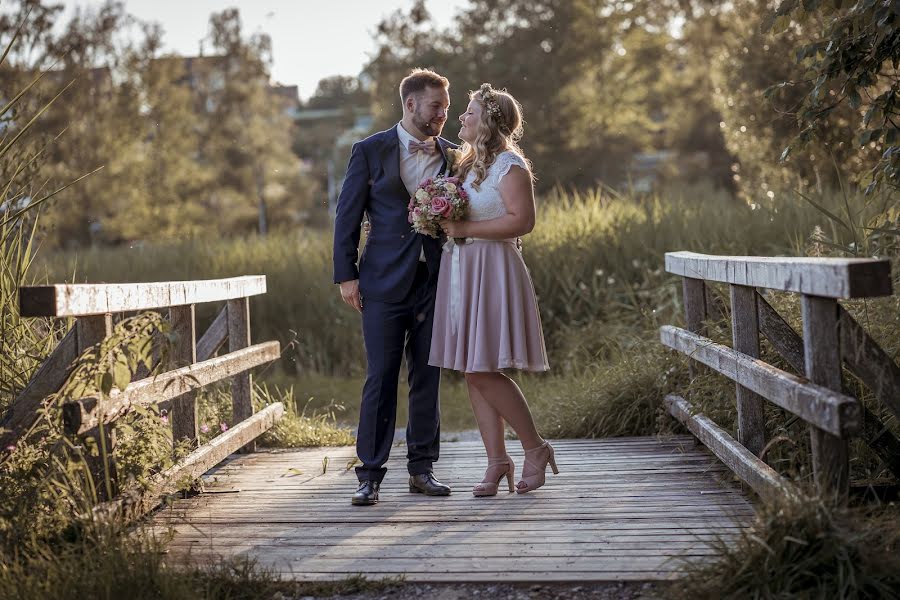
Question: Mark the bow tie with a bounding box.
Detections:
[407,139,436,154]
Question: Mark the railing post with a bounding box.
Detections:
[682,276,707,381]
[801,295,849,502]
[169,304,198,450]
[730,285,766,457]
[76,314,118,501]
[227,297,255,452]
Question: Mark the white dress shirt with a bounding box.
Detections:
[397,122,444,197]
[397,123,444,261]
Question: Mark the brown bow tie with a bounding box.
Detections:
[408,139,436,154]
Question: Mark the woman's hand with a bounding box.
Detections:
[439,219,468,238]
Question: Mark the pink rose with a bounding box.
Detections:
[431,196,452,217]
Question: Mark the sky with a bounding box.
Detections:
[61,1,469,100]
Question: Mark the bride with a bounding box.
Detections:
[429,83,557,496]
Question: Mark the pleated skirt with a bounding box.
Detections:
[428,239,549,373]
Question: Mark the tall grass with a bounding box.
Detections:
[40,182,889,373]
[666,494,900,599]
[41,183,898,442]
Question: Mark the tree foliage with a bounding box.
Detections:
[0,1,316,247]
[765,0,900,194]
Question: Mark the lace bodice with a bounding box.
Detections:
[463,151,529,221]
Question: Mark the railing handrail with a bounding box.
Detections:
[661,250,898,503]
[665,251,892,298]
[5,275,282,520]
[18,275,267,317]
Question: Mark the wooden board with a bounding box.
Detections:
[665,395,795,502]
[19,276,267,317]
[94,403,284,522]
[145,437,753,582]
[665,251,892,298]
[660,325,860,437]
[63,342,280,435]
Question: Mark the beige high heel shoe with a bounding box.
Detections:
[516,441,558,493]
[473,455,515,497]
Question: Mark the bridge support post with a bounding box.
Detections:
[801,295,849,503]
[76,314,118,502]
[730,285,765,458]
[170,304,199,451]
[228,297,255,453]
[681,277,707,383]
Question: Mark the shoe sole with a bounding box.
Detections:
[408,486,451,496]
[350,498,378,506]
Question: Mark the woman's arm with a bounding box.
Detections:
[439,165,535,239]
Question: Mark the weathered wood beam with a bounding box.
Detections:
[63,342,280,436]
[659,325,860,437]
[665,252,892,299]
[838,305,900,422]
[665,395,796,501]
[801,295,849,501]
[228,297,255,453]
[91,402,283,523]
[169,305,198,447]
[682,277,707,381]
[756,294,805,374]
[19,276,267,317]
[196,305,228,362]
[0,327,77,448]
[75,314,117,502]
[757,293,900,479]
[730,284,765,457]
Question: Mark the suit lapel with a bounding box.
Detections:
[378,125,408,198]
[436,137,450,176]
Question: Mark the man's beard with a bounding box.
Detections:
[412,109,443,137]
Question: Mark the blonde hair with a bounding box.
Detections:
[456,85,532,190]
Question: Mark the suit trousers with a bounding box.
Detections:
[355,262,441,483]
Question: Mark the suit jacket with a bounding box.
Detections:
[332,125,458,303]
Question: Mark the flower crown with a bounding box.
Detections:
[478,83,510,134]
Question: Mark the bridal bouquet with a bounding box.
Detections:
[407,175,469,238]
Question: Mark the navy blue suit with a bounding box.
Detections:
[333,125,457,482]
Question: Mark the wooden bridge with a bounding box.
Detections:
[5,252,897,582]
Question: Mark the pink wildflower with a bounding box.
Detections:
[200,424,210,433]
[220,422,229,432]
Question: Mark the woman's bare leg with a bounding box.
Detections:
[465,375,507,458]
[465,372,543,450]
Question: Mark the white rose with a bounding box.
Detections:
[415,189,429,201]
[444,182,457,193]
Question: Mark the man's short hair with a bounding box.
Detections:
[399,68,449,104]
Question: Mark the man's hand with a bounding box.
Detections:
[339,279,362,313]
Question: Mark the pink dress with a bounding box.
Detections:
[428,151,550,373]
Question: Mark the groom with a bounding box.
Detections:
[333,68,457,506]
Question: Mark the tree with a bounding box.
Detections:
[202,8,314,235]
[364,0,740,191]
[705,1,874,202]
[104,23,212,241]
[765,0,900,194]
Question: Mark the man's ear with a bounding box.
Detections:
[405,94,416,114]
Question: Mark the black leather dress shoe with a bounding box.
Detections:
[352,480,380,505]
[408,472,451,496]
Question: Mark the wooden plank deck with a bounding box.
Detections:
[146,436,754,582]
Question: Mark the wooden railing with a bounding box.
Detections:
[2,276,282,519]
[661,251,899,502]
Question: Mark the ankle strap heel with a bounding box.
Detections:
[516,441,558,494]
